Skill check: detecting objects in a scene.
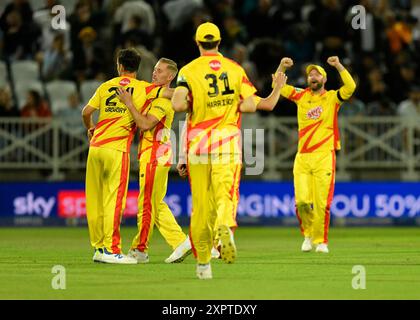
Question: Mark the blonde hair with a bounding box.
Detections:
[158,58,178,76]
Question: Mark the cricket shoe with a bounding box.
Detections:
[217,225,236,264]
[315,243,329,253]
[101,249,138,264]
[165,237,192,263]
[196,263,212,280]
[301,237,313,252]
[128,248,149,263]
[92,248,104,263]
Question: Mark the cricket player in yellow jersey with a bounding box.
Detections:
[116,58,192,264]
[82,48,165,264]
[265,56,356,253]
[172,22,287,279]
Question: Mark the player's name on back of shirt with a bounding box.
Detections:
[207,97,234,108]
[104,106,127,114]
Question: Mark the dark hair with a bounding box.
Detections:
[28,90,42,108]
[198,39,220,50]
[117,48,142,73]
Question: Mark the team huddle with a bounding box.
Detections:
[82,22,356,280]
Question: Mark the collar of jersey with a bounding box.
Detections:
[202,52,223,57]
[308,89,327,97]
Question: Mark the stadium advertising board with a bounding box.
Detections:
[0,182,419,224]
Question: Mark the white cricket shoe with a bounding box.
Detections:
[315,243,329,253]
[92,248,104,263]
[128,248,149,263]
[196,264,212,280]
[101,249,138,264]
[211,246,220,259]
[165,237,192,263]
[301,237,313,252]
[217,225,237,264]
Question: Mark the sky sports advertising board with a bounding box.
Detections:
[0,182,419,226]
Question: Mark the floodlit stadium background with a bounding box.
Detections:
[0,0,419,226]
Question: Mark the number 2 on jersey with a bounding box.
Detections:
[105,87,134,106]
[205,72,234,98]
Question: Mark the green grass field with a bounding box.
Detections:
[0,226,419,300]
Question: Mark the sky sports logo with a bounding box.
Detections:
[14,193,55,218]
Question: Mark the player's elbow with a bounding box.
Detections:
[81,105,91,117]
[348,79,357,94]
[240,97,257,113]
[172,100,187,112]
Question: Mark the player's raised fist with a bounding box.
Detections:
[280,57,294,69]
[327,56,340,67]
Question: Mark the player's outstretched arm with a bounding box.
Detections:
[256,71,288,111]
[327,56,356,100]
[116,87,159,131]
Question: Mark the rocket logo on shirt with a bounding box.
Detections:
[119,78,131,86]
[307,106,323,120]
[209,60,221,71]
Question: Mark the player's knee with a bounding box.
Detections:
[296,202,312,214]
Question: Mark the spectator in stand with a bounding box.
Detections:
[69,0,102,52]
[386,11,416,54]
[311,0,348,62]
[20,90,51,118]
[73,26,106,82]
[397,85,420,117]
[0,86,19,117]
[56,92,85,133]
[0,10,40,60]
[37,33,72,81]
[361,67,389,103]
[0,0,33,29]
[119,15,153,51]
[33,0,71,52]
[220,15,247,50]
[348,0,386,58]
[366,98,397,116]
[340,95,366,117]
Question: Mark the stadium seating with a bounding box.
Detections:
[80,80,101,102]
[29,0,47,11]
[14,80,44,109]
[45,80,78,114]
[11,61,40,84]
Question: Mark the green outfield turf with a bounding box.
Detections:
[0,226,419,300]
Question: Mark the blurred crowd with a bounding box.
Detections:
[0,0,420,124]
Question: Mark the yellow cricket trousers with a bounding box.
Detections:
[131,161,186,252]
[85,146,130,254]
[293,150,336,244]
[188,156,241,264]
